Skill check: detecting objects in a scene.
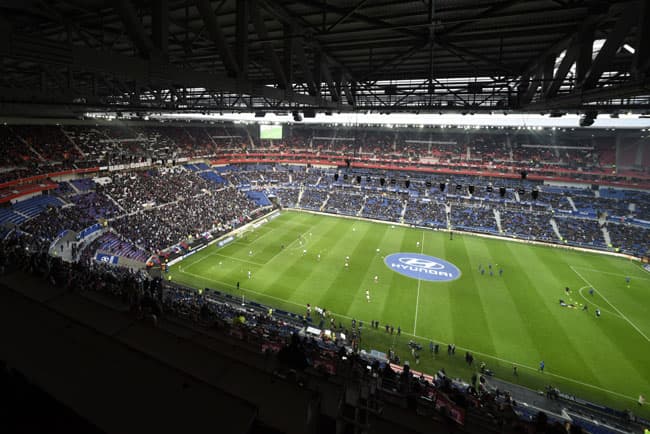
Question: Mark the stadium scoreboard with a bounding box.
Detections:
[260,124,283,140]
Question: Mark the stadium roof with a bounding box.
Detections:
[1,0,649,116]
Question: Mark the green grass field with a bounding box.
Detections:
[169,210,650,415]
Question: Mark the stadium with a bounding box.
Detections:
[0,1,649,433]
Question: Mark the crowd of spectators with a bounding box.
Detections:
[21,204,97,243]
[69,192,122,220]
[499,210,555,241]
[3,162,649,258]
[0,234,153,304]
[362,194,404,221]
[99,168,215,213]
[18,190,122,243]
[273,188,300,208]
[1,124,649,190]
[554,217,605,247]
[325,188,364,216]
[290,167,324,186]
[110,188,257,253]
[0,125,40,168]
[245,166,649,254]
[605,222,650,257]
[299,188,329,210]
[11,125,81,163]
[404,199,448,227]
[450,205,497,232]
[571,195,629,216]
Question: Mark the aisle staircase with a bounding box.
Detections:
[445,203,452,228]
[357,196,367,216]
[320,194,330,211]
[297,188,305,206]
[69,181,81,194]
[550,218,563,241]
[60,126,86,157]
[12,128,45,162]
[400,201,407,224]
[493,208,502,233]
[601,226,612,247]
[567,197,578,212]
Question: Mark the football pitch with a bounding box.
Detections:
[169,210,650,414]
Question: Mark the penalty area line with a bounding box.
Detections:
[570,265,650,344]
[210,253,265,267]
[576,286,620,318]
[571,265,650,282]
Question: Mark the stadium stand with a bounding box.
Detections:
[0,127,648,432]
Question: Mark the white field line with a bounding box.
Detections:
[183,250,219,268]
[576,286,621,318]
[182,250,263,271]
[571,265,650,281]
[176,268,638,402]
[400,329,639,402]
[234,224,277,245]
[209,252,265,267]
[570,265,650,343]
[179,269,307,308]
[413,231,424,335]
[265,227,312,263]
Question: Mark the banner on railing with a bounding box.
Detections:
[218,236,235,247]
[95,253,119,264]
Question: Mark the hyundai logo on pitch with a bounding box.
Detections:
[384,253,461,282]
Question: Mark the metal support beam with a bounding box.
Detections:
[257,0,355,85]
[360,40,429,81]
[542,56,555,95]
[250,0,287,88]
[0,29,339,109]
[313,48,322,94]
[521,67,542,105]
[326,0,370,33]
[151,0,169,60]
[293,36,318,96]
[235,0,249,79]
[520,5,611,77]
[575,20,594,83]
[545,44,578,98]
[114,0,158,60]
[633,0,650,76]
[342,80,355,106]
[195,0,239,77]
[321,61,339,102]
[582,6,637,89]
[436,39,515,75]
[524,78,650,110]
[442,0,521,36]
[283,24,294,89]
